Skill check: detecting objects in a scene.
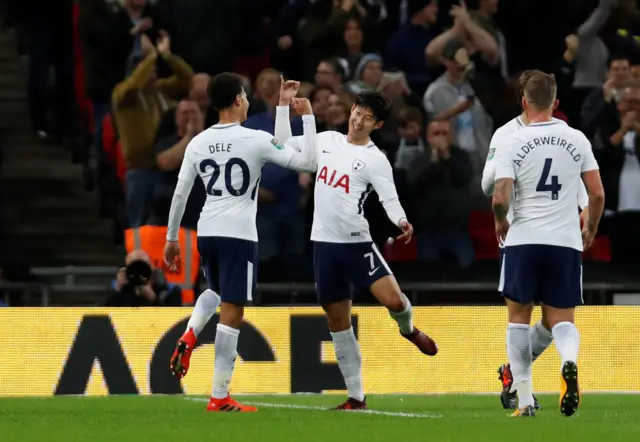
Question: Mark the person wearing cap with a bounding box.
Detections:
[346,53,384,94]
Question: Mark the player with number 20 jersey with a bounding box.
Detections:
[164,74,317,413]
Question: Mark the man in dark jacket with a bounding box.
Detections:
[406,119,475,269]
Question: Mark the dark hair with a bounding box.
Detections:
[354,91,392,122]
[318,58,346,79]
[608,52,630,68]
[207,72,244,111]
[397,106,424,127]
[308,85,334,104]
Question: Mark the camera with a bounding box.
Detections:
[125,259,153,286]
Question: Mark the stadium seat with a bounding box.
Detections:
[102,113,118,165]
[583,235,611,262]
[468,211,500,260]
[383,238,418,262]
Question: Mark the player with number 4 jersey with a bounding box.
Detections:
[491,71,605,418]
[163,73,317,412]
[276,90,438,412]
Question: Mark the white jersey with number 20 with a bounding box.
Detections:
[493,120,599,251]
[174,118,316,241]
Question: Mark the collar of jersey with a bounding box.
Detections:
[212,122,240,129]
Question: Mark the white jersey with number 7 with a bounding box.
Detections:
[493,120,599,251]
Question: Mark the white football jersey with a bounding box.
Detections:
[483,115,589,224]
[493,120,600,251]
[284,131,405,243]
[176,120,315,241]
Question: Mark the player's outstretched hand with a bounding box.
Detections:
[396,219,414,244]
[582,226,596,250]
[279,75,300,106]
[291,97,313,116]
[495,219,509,246]
[164,240,181,273]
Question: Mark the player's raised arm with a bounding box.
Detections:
[260,98,317,173]
[164,142,198,269]
[369,157,413,243]
[579,137,605,249]
[274,76,305,152]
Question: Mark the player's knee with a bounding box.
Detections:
[385,292,406,313]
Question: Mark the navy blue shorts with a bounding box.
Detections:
[313,241,392,305]
[499,244,583,308]
[197,236,258,304]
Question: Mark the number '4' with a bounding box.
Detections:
[536,158,562,200]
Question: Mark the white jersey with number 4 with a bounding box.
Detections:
[175,119,316,241]
[483,116,589,224]
[274,107,406,243]
[493,120,599,251]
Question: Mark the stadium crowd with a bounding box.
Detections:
[4,0,640,304]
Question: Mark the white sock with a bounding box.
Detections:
[552,321,580,366]
[186,289,221,337]
[330,327,364,402]
[211,324,239,399]
[388,293,414,335]
[530,320,553,362]
[507,323,534,408]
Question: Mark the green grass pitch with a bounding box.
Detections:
[0,394,639,441]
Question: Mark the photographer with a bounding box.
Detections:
[106,250,182,307]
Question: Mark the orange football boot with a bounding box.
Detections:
[332,397,367,410]
[401,327,438,356]
[170,328,197,379]
[206,396,257,412]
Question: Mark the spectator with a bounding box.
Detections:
[425,1,501,114]
[298,82,315,99]
[155,73,215,142]
[581,54,631,140]
[325,92,352,133]
[338,16,368,80]
[394,106,425,172]
[315,58,346,91]
[155,99,206,228]
[123,0,157,65]
[249,68,282,117]
[596,85,640,267]
[346,53,384,94]
[297,0,378,79]
[423,39,492,194]
[375,71,425,153]
[406,119,474,269]
[106,250,182,306]
[385,0,441,96]
[308,85,335,131]
[112,32,193,228]
[79,0,157,214]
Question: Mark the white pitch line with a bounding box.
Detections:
[185,397,442,419]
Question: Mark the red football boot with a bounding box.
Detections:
[206,396,257,412]
[332,397,367,411]
[401,327,438,356]
[170,328,197,379]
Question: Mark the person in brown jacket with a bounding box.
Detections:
[112,30,194,228]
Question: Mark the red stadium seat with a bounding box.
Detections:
[383,238,418,262]
[468,211,500,260]
[102,113,118,165]
[583,235,611,262]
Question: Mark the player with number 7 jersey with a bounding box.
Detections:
[163,73,317,413]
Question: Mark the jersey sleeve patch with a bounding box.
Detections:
[270,137,285,150]
[487,147,496,160]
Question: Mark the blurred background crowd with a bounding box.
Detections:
[0,0,640,307]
